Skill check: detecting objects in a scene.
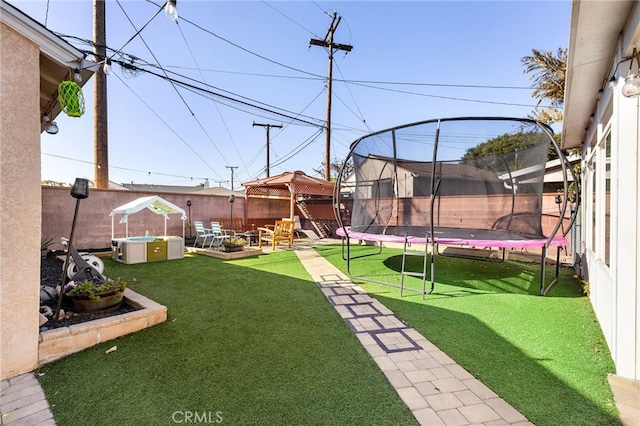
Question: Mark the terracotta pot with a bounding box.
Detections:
[71,290,124,312]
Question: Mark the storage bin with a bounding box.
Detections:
[146,239,167,262]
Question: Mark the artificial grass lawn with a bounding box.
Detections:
[38,251,417,425]
[316,244,620,426]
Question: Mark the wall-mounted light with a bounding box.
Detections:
[73,68,82,83]
[164,0,178,21]
[622,75,640,97]
[43,114,59,135]
[622,47,640,98]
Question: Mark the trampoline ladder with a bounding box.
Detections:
[400,236,431,299]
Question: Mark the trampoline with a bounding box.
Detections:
[333,117,576,297]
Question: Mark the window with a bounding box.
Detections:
[587,130,612,267]
[605,133,611,266]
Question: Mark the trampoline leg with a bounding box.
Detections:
[540,246,561,296]
[342,236,352,275]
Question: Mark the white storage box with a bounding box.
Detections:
[165,237,184,260]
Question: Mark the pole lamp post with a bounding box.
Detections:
[54,178,89,323]
[229,195,235,231]
[186,200,192,237]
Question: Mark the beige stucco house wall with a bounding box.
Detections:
[0,0,90,380]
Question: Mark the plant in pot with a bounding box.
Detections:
[64,276,136,312]
[221,237,246,252]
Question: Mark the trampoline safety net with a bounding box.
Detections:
[336,117,562,242]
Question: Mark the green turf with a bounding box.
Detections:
[38,251,417,425]
[316,244,620,426]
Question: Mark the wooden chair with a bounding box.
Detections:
[258,220,295,250]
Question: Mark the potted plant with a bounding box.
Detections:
[64,276,136,312]
[221,237,246,252]
[41,236,56,259]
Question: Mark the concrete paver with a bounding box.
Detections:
[0,373,55,425]
[294,244,533,425]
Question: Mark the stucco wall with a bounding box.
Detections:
[42,187,247,250]
[0,24,41,380]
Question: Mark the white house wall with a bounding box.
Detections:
[582,11,640,380]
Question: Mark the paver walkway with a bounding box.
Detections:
[0,372,55,425]
[294,244,532,425]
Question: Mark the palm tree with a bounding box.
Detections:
[521,47,567,123]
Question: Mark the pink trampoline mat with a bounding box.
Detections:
[336,226,567,249]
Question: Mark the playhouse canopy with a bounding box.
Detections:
[110,196,186,238]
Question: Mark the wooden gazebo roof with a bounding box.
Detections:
[242,170,336,219]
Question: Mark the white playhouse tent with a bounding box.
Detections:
[110,195,187,239]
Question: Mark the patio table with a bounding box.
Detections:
[242,230,259,246]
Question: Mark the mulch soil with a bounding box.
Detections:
[40,252,139,331]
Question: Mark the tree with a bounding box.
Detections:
[521,47,567,123]
[522,47,580,203]
[42,180,70,186]
[314,157,354,182]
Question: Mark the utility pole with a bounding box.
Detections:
[310,11,352,181]
[253,122,282,177]
[225,165,238,190]
[93,0,109,188]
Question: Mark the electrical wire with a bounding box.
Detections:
[42,152,210,182]
[48,2,552,186]
[174,19,248,172]
[115,2,232,167]
[113,72,224,180]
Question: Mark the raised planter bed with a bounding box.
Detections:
[38,289,166,365]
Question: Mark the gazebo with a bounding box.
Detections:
[242,170,336,230]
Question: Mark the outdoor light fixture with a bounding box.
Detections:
[55,177,90,323]
[71,177,89,199]
[622,48,640,98]
[43,114,59,135]
[103,59,112,75]
[164,0,178,21]
[229,194,235,228]
[73,68,82,83]
[186,200,192,237]
[622,74,640,97]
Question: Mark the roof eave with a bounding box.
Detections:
[562,0,636,149]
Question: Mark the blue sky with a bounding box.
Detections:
[17,0,571,188]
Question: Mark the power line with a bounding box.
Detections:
[42,152,211,182]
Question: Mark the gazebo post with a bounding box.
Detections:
[244,192,249,229]
[288,184,295,219]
